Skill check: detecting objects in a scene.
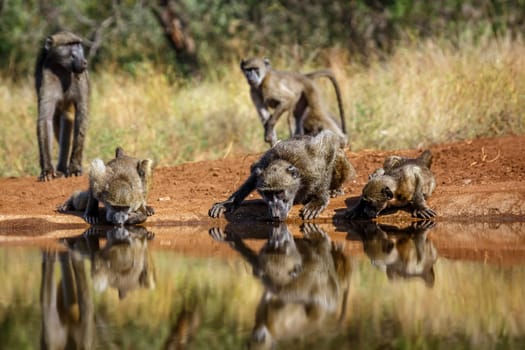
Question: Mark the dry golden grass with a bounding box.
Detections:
[1,34,524,177]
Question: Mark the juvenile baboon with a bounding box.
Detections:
[209,131,355,221]
[57,147,155,225]
[35,31,89,181]
[241,57,347,147]
[63,225,156,299]
[348,221,438,287]
[210,223,351,349]
[347,150,436,219]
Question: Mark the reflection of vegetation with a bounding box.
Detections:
[0,245,524,348]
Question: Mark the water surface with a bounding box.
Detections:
[0,221,524,349]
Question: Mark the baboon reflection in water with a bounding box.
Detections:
[63,225,156,299]
[346,220,438,287]
[210,223,352,349]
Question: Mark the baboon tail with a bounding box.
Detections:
[306,70,346,134]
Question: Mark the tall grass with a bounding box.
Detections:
[1,33,524,177]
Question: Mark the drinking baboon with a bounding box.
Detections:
[57,147,155,225]
[209,130,355,221]
[35,31,89,181]
[347,150,436,219]
[241,57,347,147]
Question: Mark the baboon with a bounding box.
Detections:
[210,223,351,350]
[63,225,156,299]
[347,150,436,219]
[241,57,347,147]
[57,147,155,225]
[349,221,437,287]
[35,31,89,181]
[209,131,355,221]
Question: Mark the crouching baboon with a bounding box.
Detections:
[347,220,438,287]
[36,31,89,181]
[63,225,156,299]
[347,150,436,219]
[57,147,155,225]
[241,57,347,147]
[210,222,351,349]
[209,131,355,221]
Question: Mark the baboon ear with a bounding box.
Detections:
[263,57,270,67]
[287,165,299,179]
[382,186,394,199]
[44,36,54,50]
[115,147,125,158]
[137,159,153,178]
[254,167,263,176]
[240,58,246,69]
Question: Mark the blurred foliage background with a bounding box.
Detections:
[0,0,524,176]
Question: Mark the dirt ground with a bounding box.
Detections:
[0,135,524,263]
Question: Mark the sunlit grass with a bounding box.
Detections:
[1,33,524,177]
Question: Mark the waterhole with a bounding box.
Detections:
[0,220,524,349]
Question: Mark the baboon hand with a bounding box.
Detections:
[413,207,437,219]
[83,213,99,225]
[208,200,234,218]
[300,201,327,220]
[145,205,155,216]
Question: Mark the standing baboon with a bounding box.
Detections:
[35,31,89,181]
[57,147,155,225]
[241,57,347,147]
[209,131,355,221]
[347,150,436,219]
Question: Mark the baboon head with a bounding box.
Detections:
[360,178,394,218]
[44,31,87,74]
[240,57,271,88]
[255,159,301,221]
[255,224,303,287]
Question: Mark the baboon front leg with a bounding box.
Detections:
[300,190,330,220]
[209,174,257,218]
[83,189,100,224]
[411,191,436,219]
[264,104,288,146]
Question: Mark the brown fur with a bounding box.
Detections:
[209,130,355,221]
[240,57,347,147]
[351,221,437,287]
[35,31,89,181]
[210,223,351,349]
[57,147,154,225]
[348,150,436,219]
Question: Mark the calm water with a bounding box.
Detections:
[0,221,524,349]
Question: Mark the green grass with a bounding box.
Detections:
[1,33,524,177]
